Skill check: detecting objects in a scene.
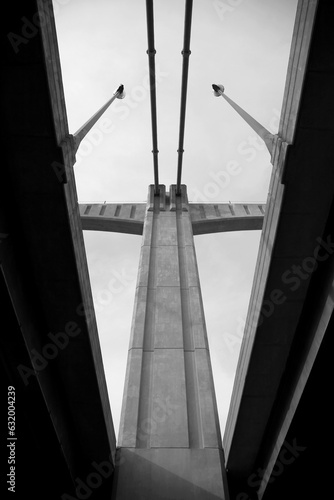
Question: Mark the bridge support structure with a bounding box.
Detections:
[78,185,264,499]
[111,185,229,499]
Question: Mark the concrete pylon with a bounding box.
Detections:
[111,185,229,499]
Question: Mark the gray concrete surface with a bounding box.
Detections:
[114,185,229,499]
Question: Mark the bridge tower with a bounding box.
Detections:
[112,184,228,499]
[73,2,268,494]
[74,73,267,498]
[74,77,267,496]
[79,187,264,499]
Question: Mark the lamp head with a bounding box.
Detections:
[212,83,225,96]
[114,84,126,99]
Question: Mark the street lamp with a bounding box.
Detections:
[73,84,125,153]
[212,83,275,155]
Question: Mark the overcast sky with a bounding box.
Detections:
[53,0,297,441]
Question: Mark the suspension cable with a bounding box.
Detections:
[146,0,160,195]
[176,0,193,195]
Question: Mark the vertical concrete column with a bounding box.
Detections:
[113,185,229,500]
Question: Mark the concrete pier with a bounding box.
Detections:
[112,185,229,499]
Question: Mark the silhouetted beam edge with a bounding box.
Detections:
[146,0,159,194]
[176,0,193,195]
[192,216,264,235]
[80,216,144,235]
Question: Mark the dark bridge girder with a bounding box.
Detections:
[223,1,334,498]
[1,1,116,499]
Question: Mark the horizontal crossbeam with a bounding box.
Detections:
[190,203,265,235]
[79,203,146,235]
[79,202,265,236]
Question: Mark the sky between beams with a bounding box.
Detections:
[53,0,298,440]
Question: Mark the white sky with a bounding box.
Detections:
[53,0,297,441]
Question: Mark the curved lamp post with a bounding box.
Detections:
[212,83,275,155]
[73,84,125,153]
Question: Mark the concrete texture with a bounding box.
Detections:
[79,203,146,234]
[114,185,228,499]
[112,448,229,500]
[190,203,264,235]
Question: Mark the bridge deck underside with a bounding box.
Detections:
[223,1,334,498]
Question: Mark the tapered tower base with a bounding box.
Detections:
[111,185,229,499]
[112,448,228,499]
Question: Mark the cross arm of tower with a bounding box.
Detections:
[79,201,265,236]
[79,203,146,235]
[190,202,265,235]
